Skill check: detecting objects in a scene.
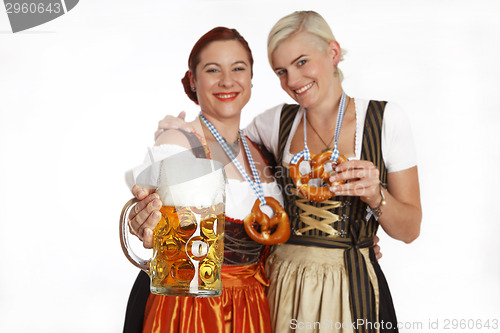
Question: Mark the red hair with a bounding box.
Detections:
[181,27,254,104]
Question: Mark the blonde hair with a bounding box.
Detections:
[267,11,345,80]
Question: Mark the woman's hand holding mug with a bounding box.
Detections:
[128,185,163,249]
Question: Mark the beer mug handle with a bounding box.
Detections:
[119,198,150,272]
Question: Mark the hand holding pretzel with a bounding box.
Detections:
[244,197,290,245]
[329,160,382,207]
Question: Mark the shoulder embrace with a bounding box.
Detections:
[154,129,192,149]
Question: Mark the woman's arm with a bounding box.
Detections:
[371,166,421,243]
[154,111,195,141]
[153,105,285,158]
[381,166,421,243]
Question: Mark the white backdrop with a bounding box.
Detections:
[1,0,499,332]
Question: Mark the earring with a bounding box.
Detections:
[191,87,196,92]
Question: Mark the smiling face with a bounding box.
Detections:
[271,32,342,111]
[190,40,252,121]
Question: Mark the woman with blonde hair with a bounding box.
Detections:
[247,11,421,333]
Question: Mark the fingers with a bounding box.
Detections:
[142,228,154,249]
[331,168,379,183]
[132,185,152,201]
[335,160,374,172]
[154,113,195,141]
[329,160,380,198]
[135,202,162,243]
[373,245,383,260]
[130,209,161,245]
[129,188,158,221]
[330,178,379,197]
[331,162,379,183]
[154,129,165,142]
[373,236,382,260]
[372,235,382,260]
[128,194,162,243]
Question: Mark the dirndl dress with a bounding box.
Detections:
[123,130,280,333]
[123,216,272,333]
[267,101,399,333]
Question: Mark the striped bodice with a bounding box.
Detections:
[275,101,388,246]
[275,100,389,333]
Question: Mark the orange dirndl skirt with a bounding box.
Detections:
[142,263,271,333]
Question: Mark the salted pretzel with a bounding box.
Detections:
[243,197,290,245]
[289,150,348,202]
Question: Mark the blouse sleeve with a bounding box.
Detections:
[382,102,418,173]
[243,104,285,160]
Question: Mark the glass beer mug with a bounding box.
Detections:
[120,153,226,297]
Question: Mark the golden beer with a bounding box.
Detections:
[149,203,225,296]
[120,155,227,297]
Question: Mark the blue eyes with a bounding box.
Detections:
[275,59,307,76]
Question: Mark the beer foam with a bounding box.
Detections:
[157,157,226,207]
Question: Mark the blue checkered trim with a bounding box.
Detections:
[330,92,347,163]
[240,131,266,205]
[290,150,305,165]
[200,114,266,205]
[291,92,347,165]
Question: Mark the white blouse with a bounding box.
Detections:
[244,98,417,173]
[125,144,284,220]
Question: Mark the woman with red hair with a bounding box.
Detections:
[123,27,280,333]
